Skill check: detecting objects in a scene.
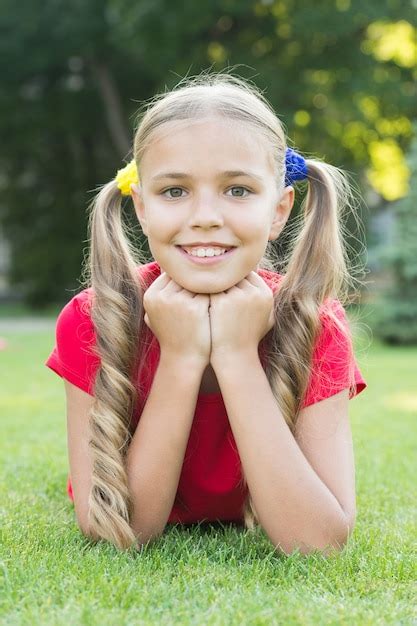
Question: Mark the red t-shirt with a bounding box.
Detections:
[45,261,367,524]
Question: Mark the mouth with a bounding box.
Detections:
[176,246,237,265]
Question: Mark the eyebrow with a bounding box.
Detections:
[150,170,264,182]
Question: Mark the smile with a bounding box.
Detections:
[176,246,237,265]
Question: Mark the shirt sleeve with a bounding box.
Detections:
[301,299,367,408]
[44,289,100,396]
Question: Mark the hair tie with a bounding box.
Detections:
[115,149,307,195]
[115,159,139,195]
[285,147,308,186]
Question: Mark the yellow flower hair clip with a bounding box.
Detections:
[115,159,139,196]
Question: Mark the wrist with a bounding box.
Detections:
[211,347,261,372]
[159,350,208,375]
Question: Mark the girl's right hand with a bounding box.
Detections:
[142,271,211,366]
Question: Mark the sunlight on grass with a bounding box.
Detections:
[383,391,417,413]
[0,329,416,625]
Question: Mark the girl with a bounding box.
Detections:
[45,72,367,556]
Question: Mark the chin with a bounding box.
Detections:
[177,277,232,295]
[200,285,227,295]
[184,284,227,295]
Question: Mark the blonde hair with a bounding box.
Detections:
[81,70,365,550]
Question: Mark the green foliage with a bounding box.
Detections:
[0,0,414,305]
[372,124,417,344]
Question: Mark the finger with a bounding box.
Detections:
[162,278,184,294]
[143,272,170,299]
[193,293,211,303]
[234,274,258,290]
[147,271,171,291]
[154,271,187,295]
[161,274,202,298]
[246,272,274,294]
[244,271,264,285]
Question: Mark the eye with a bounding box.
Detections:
[161,187,186,199]
[160,185,253,199]
[226,186,252,198]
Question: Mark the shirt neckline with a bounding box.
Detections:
[197,391,224,403]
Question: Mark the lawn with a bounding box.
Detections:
[0,320,416,625]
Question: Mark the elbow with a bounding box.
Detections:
[330,509,356,549]
[270,513,356,558]
[75,506,100,541]
[130,510,167,546]
[314,509,356,556]
[130,511,168,547]
[75,501,167,546]
[74,510,100,542]
[79,522,100,542]
[76,511,94,540]
[78,520,164,548]
[131,525,165,548]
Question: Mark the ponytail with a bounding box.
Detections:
[81,179,148,549]
[241,158,362,530]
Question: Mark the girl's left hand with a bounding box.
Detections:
[209,271,275,361]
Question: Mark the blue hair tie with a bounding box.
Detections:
[285,147,308,186]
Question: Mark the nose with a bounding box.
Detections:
[188,191,224,228]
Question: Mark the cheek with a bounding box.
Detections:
[146,210,176,237]
[241,206,271,230]
[244,218,271,244]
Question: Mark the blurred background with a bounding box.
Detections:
[0,0,416,345]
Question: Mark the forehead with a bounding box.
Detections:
[140,117,274,177]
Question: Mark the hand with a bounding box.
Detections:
[208,271,275,362]
[143,272,211,366]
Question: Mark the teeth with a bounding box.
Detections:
[182,247,230,257]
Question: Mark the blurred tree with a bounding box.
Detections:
[0,0,415,306]
[371,123,417,344]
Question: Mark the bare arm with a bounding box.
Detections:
[126,352,206,545]
[212,350,354,556]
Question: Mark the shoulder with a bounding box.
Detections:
[53,288,95,349]
[302,298,367,407]
[46,288,98,395]
[55,287,93,320]
[58,260,161,320]
[316,298,353,355]
[257,267,348,330]
[56,287,93,323]
[54,262,162,343]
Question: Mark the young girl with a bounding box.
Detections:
[45,72,367,556]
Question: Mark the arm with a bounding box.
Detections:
[212,350,355,556]
[126,352,206,545]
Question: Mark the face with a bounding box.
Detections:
[131,117,294,294]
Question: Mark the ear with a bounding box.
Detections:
[268,186,295,242]
[130,183,148,236]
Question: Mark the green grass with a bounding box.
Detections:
[0,301,63,318]
[1,325,416,625]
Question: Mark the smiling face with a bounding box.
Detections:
[131,116,294,294]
